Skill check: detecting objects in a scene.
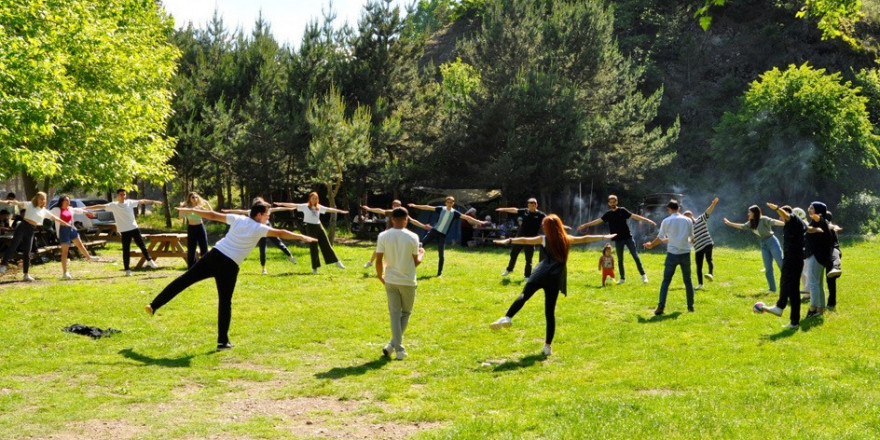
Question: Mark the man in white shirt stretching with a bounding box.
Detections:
[86,189,163,276]
[644,199,695,316]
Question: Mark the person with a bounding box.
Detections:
[576,195,655,284]
[361,201,431,268]
[490,214,615,356]
[461,207,477,246]
[179,192,212,268]
[644,199,695,316]
[85,189,162,276]
[275,192,348,274]
[825,211,842,308]
[599,243,615,286]
[223,198,298,275]
[50,195,95,280]
[408,196,486,277]
[723,205,783,293]
[0,209,11,234]
[0,192,73,281]
[1,193,22,228]
[804,202,833,318]
[145,202,316,350]
[496,198,546,278]
[374,207,426,360]
[759,203,806,329]
[682,197,719,290]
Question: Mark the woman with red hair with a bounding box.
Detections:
[491,214,614,356]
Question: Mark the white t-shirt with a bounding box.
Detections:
[213,214,271,265]
[23,202,50,224]
[105,200,141,232]
[298,204,326,225]
[376,227,420,287]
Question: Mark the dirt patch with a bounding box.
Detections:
[25,419,147,440]
[636,388,678,395]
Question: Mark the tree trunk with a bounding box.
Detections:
[562,185,571,225]
[216,180,225,210]
[162,182,172,228]
[326,182,337,242]
[138,180,147,216]
[21,172,38,199]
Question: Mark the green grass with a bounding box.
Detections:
[1,229,878,439]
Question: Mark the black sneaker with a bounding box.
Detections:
[687,305,695,312]
[805,309,821,319]
[216,342,234,351]
[653,307,664,316]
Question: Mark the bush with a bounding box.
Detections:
[836,191,880,234]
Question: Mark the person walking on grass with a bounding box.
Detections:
[275,193,348,274]
[50,195,95,280]
[223,198,298,275]
[496,198,546,279]
[644,199,695,316]
[759,203,806,329]
[723,205,783,293]
[683,197,719,290]
[179,192,211,268]
[374,207,426,360]
[490,214,614,356]
[361,200,431,268]
[145,202,316,350]
[0,192,73,282]
[408,196,486,278]
[576,195,655,284]
[85,189,162,276]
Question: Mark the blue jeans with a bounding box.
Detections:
[806,255,826,308]
[657,252,695,309]
[615,237,645,280]
[760,236,784,292]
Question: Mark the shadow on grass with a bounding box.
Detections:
[118,348,205,368]
[762,315,824,341]
[314,357,391,379]
[491,354,547,372]
[636,312,682,323]
[417,274,439,281]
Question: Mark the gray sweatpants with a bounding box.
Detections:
[385,283,417,352]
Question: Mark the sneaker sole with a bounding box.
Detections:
[490,322,512,330]
[765,308,783,317]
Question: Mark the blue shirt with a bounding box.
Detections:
[657,212,694,255]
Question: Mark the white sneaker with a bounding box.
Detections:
[695,284,703,290]
[382,343,393,358]
[289,256,297,264]
[827,268,842,278]
[782,323,799,330]
[125,270,132,277]
[147,260,158,269]
[490,316,512,330]
[542,344,552,356]
[395,349,408,360]
[763,305,783,317]
[23,274,35,282]
[62,272,73,280]
[336,261,346,269]
[261,267,268,275]
[616,278,626,285]
[501,270,512,276]
[705,273,714,282]
[642,274,649,283]
[363,261,373,268]
[312,269,318,275]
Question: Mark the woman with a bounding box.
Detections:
[0,192,73,281]
[275,193,348,274]
[489,214,614,356]
[682,197,719,290]
[222,197,298,275]
[804,202,833,318]
[723,205,784,292]
[179,192,211,268]
[50,195,94,280]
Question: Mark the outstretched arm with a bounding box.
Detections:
[221,208,248,215]
[136,199,163,206]
[460,213,485,226]
[83,203,107,210]
[765,202,789,224]
[631,214,657,226]
[266,228,317,242]
[178,207,226,223]
[46,211,73,228]
[269,206,295,213]
[494,236,543,246]
[408,217,431,230]
[705,197,720,216]
[571,233,616,245]
[495,207,519,214]
[407,203,435,211]
[273,202,306,209]
[362,205,391,216]
[576,217,603,232]
[723,218,746,230]
[322,205,348,214]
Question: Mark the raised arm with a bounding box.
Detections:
[765,202,789,224]
[495,207,519,214]
[266,228,318,242]
[494,236,543,246]
[631,213,657,226]
[178,207,226,223]
[576,217,604,232]
[571,233,616,245]
[407,203,435,211]
[706,197,720,216]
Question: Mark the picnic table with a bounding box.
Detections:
[130,233,192,268]
[472,228,501,246]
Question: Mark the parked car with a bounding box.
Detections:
[47,198,106,229]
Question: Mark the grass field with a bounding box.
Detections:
[0,230,878,439]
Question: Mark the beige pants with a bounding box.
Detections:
[385,283,417,352]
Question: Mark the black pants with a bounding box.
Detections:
[505,282,560,345]
[258,236,292,266]
[186,223,209,268]
[775,257,804,326]
[1,221,35,274]
[304,223,338,269]
[421,229,447,276]
[826,247,841,307]
[695,245,714,284]
[506,244,536,277]
[121,229,152,270]
[150,249,239,344]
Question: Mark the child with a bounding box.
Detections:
[599,243,615,286]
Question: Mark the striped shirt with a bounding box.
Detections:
[693,212,713,252]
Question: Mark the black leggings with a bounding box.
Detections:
[1,221,35,274]
[504,282,561,344]
[258,236,292,266]
[121,229,152,270]
[150,249,240,344]
[187,223,209,268]
[695,245,714,284]
[304,223,338,269]
[826,247,841,307]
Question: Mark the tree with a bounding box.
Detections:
[306,86,371,240]
[0,0,179,197]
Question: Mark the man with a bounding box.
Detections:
[85,189,163,276]
[577,195,656,284]
[408,196,484,277]
[0,210,10,234]
[375,207,426,360]
[760,203,806,329]
[1,193,22,228]
[644,199,695,316]
[146,202,316,350]
[496,198,545,278]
